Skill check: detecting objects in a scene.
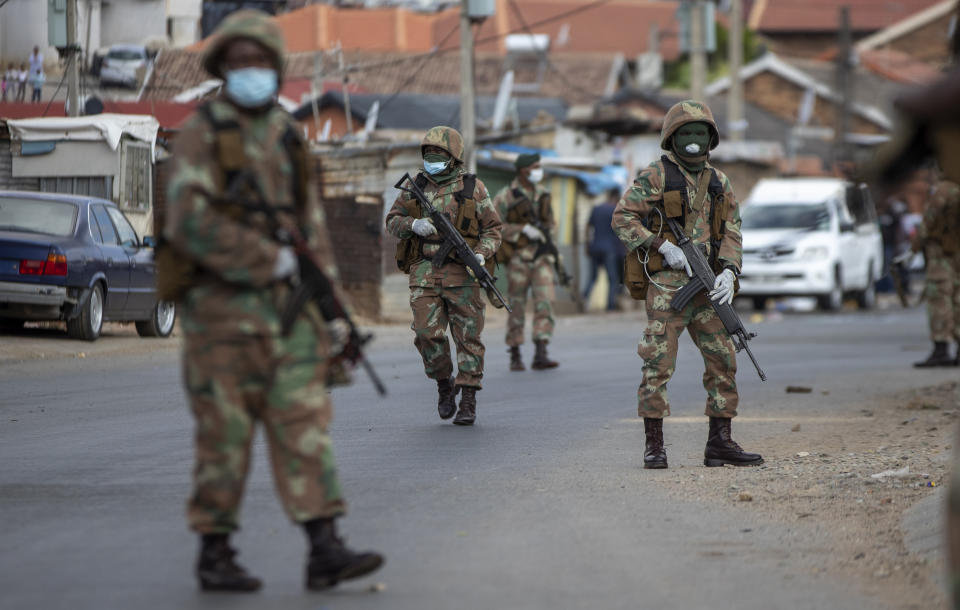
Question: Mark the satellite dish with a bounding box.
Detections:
[84,96,104,115]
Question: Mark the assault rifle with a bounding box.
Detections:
[516,194,571,287]
[665,217,767,381]
[394,173,512,313]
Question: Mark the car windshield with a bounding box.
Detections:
[108,49,144,60]
[0,197,78,236]
[742,203,831,231]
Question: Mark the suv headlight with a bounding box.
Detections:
[800,246,829,260]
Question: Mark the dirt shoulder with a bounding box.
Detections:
[647,381,958,610]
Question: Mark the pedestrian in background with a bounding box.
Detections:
[583,187,627,311]
[16,63,27,102]
[29,68,44,103]
[1,69,8,103]
[386,126,502,426]
[163,10,382,592]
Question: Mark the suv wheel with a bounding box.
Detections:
[817,267,843,311]
[67,283,104,341]
[857,266,877,310]
[136,300,176,338]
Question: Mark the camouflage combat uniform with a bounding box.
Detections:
[493,179,557,346]
[385,133,502,390]
[165,96,346,533]
[915,180,960,346]
[613,101,743,420]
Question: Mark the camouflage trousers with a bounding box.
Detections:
[183,318,345,534]
[636,281,738,419]
[506,254,556,346]
[410,283,486,388]
[925,258,960,342]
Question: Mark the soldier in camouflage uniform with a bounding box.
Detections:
[493,153,560,371]
[163,10,382,592]
[385,126,502,425]
[912,178,960,367]
[612,100,763,469]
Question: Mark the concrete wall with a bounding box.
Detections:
[99,0,167,47]
[0,0,52,71]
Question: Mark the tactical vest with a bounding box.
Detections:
[394,172,493,274]
[927,191,960,256]
[155,102,310,302]
[623,156,733,300]
[495,188,552,264]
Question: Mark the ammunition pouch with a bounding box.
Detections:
[496,189,552,264]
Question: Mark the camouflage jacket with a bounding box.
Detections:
[385,168,502,288]
[915,180,960,278]
[492,177,555,262]
[613,151,742,288]
[164,97,341,339]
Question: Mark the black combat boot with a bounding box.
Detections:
[453,386,477,425]
[530,339,559,370]
[196,533,262,592]
[437,377,457,419]
[704,417,764,467]
[914,341,953,367]
[643,418,668,469]
[509,346,525,371]
[303,517,384,591]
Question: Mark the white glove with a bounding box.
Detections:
[709,268,736,306]
[474,252,485,267]
[658,241,692,277]
[411,218,437,237]
[521,223,545,242]
[327,318,350,353]
[272,246,298,280]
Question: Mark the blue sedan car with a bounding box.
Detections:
[0,191,175,341]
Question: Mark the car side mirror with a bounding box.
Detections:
[839,221,855,233]
[142,235,156,248]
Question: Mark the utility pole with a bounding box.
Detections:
[834,5,853,166]
[336,43,353,137]
[66,0,80,116]
[727,0,745,141]
[689,0,707,101]
[459,0,477,173]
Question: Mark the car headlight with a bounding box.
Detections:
[800,246,829,260]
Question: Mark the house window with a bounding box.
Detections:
[40,176,113,199]
[120,140,152,210]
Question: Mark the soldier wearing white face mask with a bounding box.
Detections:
[492,153,561,371]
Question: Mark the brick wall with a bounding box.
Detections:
[889,13,953,65]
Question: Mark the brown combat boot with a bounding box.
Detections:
[704,417,763,467]
[914,341,953,367]
[530,339,559,370]
[643,418,667,469]
[196,534,262,592]
[453,386,477,425]
[303,517,384,591]
[437,377,457,419]
[509,346,525,371]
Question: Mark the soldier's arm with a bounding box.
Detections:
[474,181,503,259]
[612,165,663,251]
[163,114,284,287]
[385,193,417,238]
[494,187,525,244]
[716,172,743,274]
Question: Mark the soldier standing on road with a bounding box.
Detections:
[386,126,502,425]
[493,153,561,371]
[911,178,960,367]
[613,100,763,470]
[163,10,382,593]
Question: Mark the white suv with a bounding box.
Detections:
[738,178,883,311]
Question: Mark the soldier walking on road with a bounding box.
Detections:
[386,126,502,425]
[493,153,561,371]
[163,10,382,593]
[912,178,960,367]
[613,100,763,470]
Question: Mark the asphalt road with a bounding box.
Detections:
[0,306,952,610]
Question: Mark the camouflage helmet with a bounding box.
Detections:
[421,126,464,163]
[202,9,285,81]
[660,100,720,151]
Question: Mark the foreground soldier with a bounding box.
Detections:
[386,127,502,425]
[613,100,763,469]
[163,10,382,592]
[912,178,960,367]
[493,153,560,371]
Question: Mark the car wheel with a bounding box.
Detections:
[0,318,24,333]
[751,296,767,311]
[67,283,104,341]
[816,267,844,312]
[857,265,877,310]
[135,300,176,338]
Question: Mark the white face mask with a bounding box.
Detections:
[528,168,544,184]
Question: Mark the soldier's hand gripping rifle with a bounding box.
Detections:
[394,173,512,313]
[665,217,767,381]
[528,215,572,288]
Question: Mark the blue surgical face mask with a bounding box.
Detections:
[423,159,449,175]
[224,67,278,108]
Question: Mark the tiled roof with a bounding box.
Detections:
[858,48,942,85]
[747,0,944,32]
